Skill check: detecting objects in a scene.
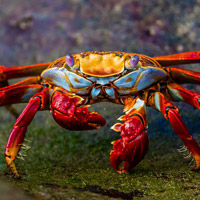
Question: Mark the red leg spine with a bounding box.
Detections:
[51,89,106,130]
[147,92,200,169]
[4,88,48,177]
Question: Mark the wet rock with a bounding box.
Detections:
[0,179,35,200]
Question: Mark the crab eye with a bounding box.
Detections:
[130,55,139,68]
[65,54,74,67]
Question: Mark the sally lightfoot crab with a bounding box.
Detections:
[0,51,200,177]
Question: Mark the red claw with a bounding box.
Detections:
[52,106,106,130]
[51,91,106,130]
[110,116,149,173]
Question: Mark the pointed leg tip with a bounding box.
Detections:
[191,160,200,172]
[6,157,20,178]
[13,174,21,179]
[116,169,128,174]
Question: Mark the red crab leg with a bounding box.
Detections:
[0,84,43,106]
[0,77,42,118]
[0,80,42,118]
[5,88,48,177]
[147,92,200,169]
[167,83,200,109]
[0,63,50,80]
[167,67,200,84]
[110,96,149,173]
[51,88,106,130]
[153,51,200,66]
[0,64,45,117]
[0,76,41,91]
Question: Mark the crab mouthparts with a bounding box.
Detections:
[90,83,117,100]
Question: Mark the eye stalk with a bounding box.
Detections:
[125,55,140,70]
[65,54,74,67]
[130,55,139,67]
[65,54,79,70]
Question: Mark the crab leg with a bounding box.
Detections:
[153,51,200,66]
[110,96,149,173]
[0,83,43,119]
[5,88,48,177]
[0,84,43,106]
[167,67,200,84]
[147,92,200,169]
[51,89,106,130]
[0,63,49,81]
[0,81,42,118]
[0,64,43,117]
[166,83,200,109]
[0,76,41,91]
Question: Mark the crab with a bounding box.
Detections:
[0,51,200,178]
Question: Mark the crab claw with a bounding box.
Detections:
[110,116,149,173]
[51,90,106,130]
[52,106,106,130]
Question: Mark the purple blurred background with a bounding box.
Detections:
[0,0,199,66]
